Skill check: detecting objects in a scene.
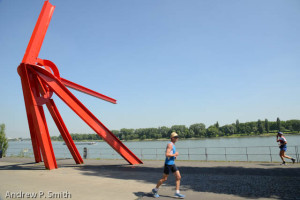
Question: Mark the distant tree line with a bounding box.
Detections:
[50,118,300,141]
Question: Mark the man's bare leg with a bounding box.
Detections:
[156,174,168,189]
[174,170,181,191]
[283,152,292,159]
[280,151,285,162]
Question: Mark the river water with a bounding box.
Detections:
[6,135,300,162]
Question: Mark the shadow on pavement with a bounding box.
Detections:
[0,158,73,170]
[134,192,175,199]
[0,162,43,170]
[74,163,300,200]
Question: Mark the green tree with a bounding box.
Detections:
[189,123,206,138]
[220,124,235,136]
[120,128,134,140]
[51,136,59,141]
[246,121,258,134]
[269,121,277,131]
[111,130,121,139]
[277,117,281,131]
[264,119,269,133]
[0,124,9,157]
[252,126,258,134]
[134,129,144,140]
[95,134,102,140]
[87,134,94,140]
[238,123,246,134]
[236,120,240,134]
[286,120,300,133]
[187,129,195,138]
[206,125,218,137]
[244,123,252,134]
[170,125,189,138]
[257,119,264,134]
[158,126,170,139]
[215,122,219,130]
[58,135,63,141]
[141,135,146,140]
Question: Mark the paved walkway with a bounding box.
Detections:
[0,158,299,200]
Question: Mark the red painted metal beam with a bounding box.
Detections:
[19,89,42,163]
[31,65,143,165]
[35,75,84,164]
[18,64,43,163]
[18,64,57,169]
[36,58,117,104]
[46,99,84,164]
[22,1,55,65]
[61,78,117,104]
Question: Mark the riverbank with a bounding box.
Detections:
[0,157,299,200]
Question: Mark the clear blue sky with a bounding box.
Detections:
[0,0,300,138]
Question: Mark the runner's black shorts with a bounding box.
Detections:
[164,164,178,175]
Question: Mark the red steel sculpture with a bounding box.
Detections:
[18,0,143,170]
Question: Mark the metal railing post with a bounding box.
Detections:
[269,146,272,163]
[141,149,143,160]
[188,148,190,160]
[225,147,227,161]
[296,146,299,163]
[246,147,248,162]
[205,147,208,161]
[156,148,158,160]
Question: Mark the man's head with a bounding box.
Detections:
[277,132,283,136]
[170,132,179,142]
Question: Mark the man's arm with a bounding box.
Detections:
[165,143,178,158]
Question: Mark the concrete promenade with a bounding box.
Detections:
[0,157,299,200]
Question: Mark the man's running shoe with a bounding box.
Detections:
[292,158,296,164]
[174,193,185,199]
[280,161,286,165]
[152,189,159,198]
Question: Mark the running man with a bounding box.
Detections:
[276,132,296,165]
[152,132,185,198]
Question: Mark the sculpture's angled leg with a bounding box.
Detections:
[23,104,42,163]
[31,65,143,165]
[19,67,42,163]
[34,73,83,164]
[18,64,57,169]
[29,67,57,169]
[46,99,84,164]
[38,103,57,168]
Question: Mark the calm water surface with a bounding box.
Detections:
[6,135,300,162]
